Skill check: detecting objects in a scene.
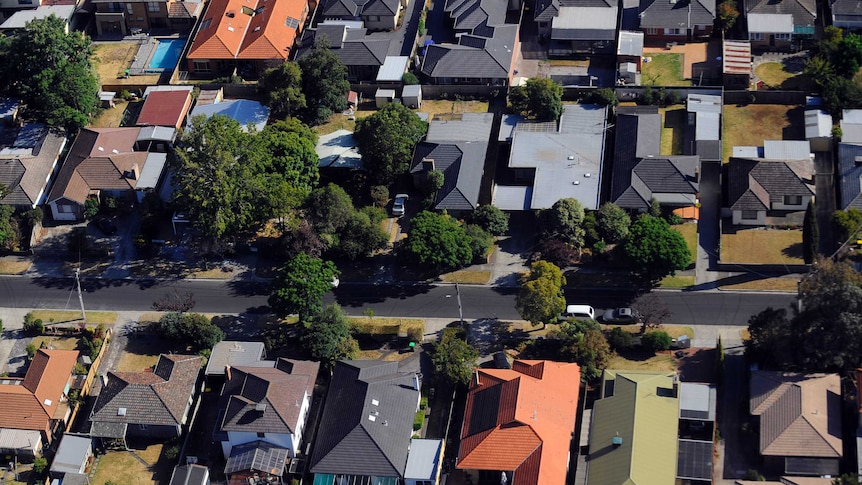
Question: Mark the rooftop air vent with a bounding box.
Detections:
[118,407,127,416]
[612,435,623,446]
[255,403,267,412]
[584,173,591,178]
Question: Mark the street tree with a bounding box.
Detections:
[152,290,196,313]
[544,198,586,248]
[632,293,671,333]
[624,215,691,281]
[297,39,351,125]
[355,103,427,184]
[508,77,563,121]
[303,304,359,366]
[803,201,819,263]
[403,211,473,269]
[0,16,99,131]
[259,62,306,119]
[596,202,631,243]
[516,261,567,328]
[269,253,340,321]
[469,205,509,236]
[431,328,479,387]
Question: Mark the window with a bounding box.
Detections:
[665,27,684,35]
[193,60,211,72]
[17,0,33,4]
[126,3,134,14]
[257,432,265,438]
[139,424,148,430]
[147,1,159,12]
[741,210,759,220]
[644,28,659,35]
[784,195,803,205]
[750,32,764,40]
[775,33,791,40]
[57,204,72,213]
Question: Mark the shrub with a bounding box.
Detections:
[413,410,425,431]
[164,444,179,461]
[25,343,37,360]
[533,238,577,267]
[667,213,684,225]
[23,313,44,335]
[607,327,634,350]
[0,317,3,334]
[83,196,100,219]
[642,331,672,352]
[23,207,43,226]
[370,185,389,208]
[403,72,420,85]
[420,396,429,410]
[73,363,88,375]
[32,457,48,475]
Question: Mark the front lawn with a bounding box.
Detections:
[348,316,425,340]
[722,104,803,162]
[719,275,801,291]
[439,269,491,284]
[659,274,695,288]
[607,351,677,372]
[720,228,804,264]
[642,54,691,86]
[672,223,699,265]
[0,259,31,275]
[29,310,117,325]
[116,336,178,372]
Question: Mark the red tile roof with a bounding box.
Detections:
[0,349,79,432]
[457,360,580,485]
[136,90,193,129]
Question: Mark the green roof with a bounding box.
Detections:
[586,370,680,485]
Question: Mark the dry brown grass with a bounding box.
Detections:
[720,276,801,291]
[91,100,130,128]
[0,260,31,274]
[722,104,802,162]
[721,228,804,264]
[91,42,160,86]
[31,336,80,351]
[607,352,677,372]
[29,310,117,325]
[439,270,491,284]
[91,444,163,485]
[547,59,590,67]
[422,100,489,119]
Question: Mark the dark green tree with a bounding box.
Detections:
[596,202,631,244]
[259,62,306,119]
[508,77,563,121]
[469,205,509,236]
[642,331,672,352]
[431,328,479,387]
[516,261,566,328]
[304,304,359,366]
[0,16,99,131]
[338,210,388,260]
[464,224,494,261]
[156,312,224,350]
[298,40,351,125]
[0,205,18,251]
[543,198,586,248]
[648,198,662,217]
[607,326,634,350]
[355,103,427,184]
[402,72,420,84]
[403,211,473,269]
[261,119,319,192]
[746,307,794,369]
[624,215,691,281]
[832,208,862,243]
[802,200,819,263]
[269,253,340,321]
[548,319,610,380]
[305,183,354,235]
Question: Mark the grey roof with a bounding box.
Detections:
[498,114,524,141]
[843,110,862,144]
[746,0,815,26]
[444,0,507,32]
[310,360,420,478]
[404,439,442,480]
[687,94,722,114]
[89,421,127,438]
[421,24,518,81]
[0,5,75,29]
[169,464,210,485]
[679,383,717,421]
[535,0,615,21]
[219,358,320,435]
[695,112,720,142]
[61,474,89,485]
[322,0,399,17]
[763,140,811,160]
[297,27,390,67]
[189,100,270,132]
[0,124,66,208]
[747,13,794,33]
[137,153,166,190]
[837,142,862,210]
[225,440,289,474]
[639,0,716,28]
[492,184,532,210]
[426,112,494,142]
[137,126,176,143]
[832,0,862,17]
[205,341,267,376]
[49,434,92,475]
[805,110,832,139]
[551,6,617,40]
[617,30,644,56]
[376,56,410,82]
[727,157,815,211]
[677,439,713,481]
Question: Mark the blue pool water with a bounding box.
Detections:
[148,39,185,70]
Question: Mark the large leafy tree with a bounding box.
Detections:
[304,304,359,366]
[259,62,306,119]
[305,183,354,236]
[269,253,340,321]
[261,119,319,192]
[431,329,479,387]
[623,215,691,281]
[549,319,610,381]
[508,77,563,121]
[0,16,99,131]
[403,211,473,269]
[0,205,18,251]
[468,205,509,236]
[156,312,224,351]
[338,209,389,260]
[297,39,351,125]
[543,198,586,248]
[516,261,567,328]
[717,0,739,32]
[355,103,427,185]
[596,202,631,244]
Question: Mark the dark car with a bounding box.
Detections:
[96,218,117,235]
[601,307,641,324]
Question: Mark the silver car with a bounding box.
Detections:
[392,194,409,217]
[601,308,641,324]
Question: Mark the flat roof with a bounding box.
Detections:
[205,341,266,376]
[50,435,92,475]
[618,30,644,57]
[190,99,270,132]
[404,439,442,480]
[805,110,832,139]
[316,129,364,169]
[376,56,410,82]
[679,382,717,421]
[748,13,793,33]
[1,5,74,29]
[492,184,531,210]
[763,140,811,160]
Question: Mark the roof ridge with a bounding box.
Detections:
[357,421,403,476]
[797,413,843,456]
[151,380,184,423]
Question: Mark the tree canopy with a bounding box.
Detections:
[297,40,351,125]
[156,312,224,351]
[268,253,340,321]
[355,103,427,185]
[516,260,567,327]
[431,328,479,387]
[259,62,306,119]
[548,319,610,381]
[543,198,586,248]
[303,304,359,366]
[717,0,740,32]
[403,211,473,269]
[0,15,99,131]
[509,78,563,121]
[623,215,691,281]
[596,202,631,244]
[469,205,509,236]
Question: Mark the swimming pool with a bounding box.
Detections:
[148,38,185,70]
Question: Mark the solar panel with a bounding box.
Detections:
[285,16,299,28]
[676,439,712,480]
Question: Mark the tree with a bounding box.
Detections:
[533,238,577,267]
[269,253,340,321]
[516,261,567,328]
[586,88,618,106]
[746,307,794,369]
[83,197,100,219]
[464,224,494,261]
[508,77,563,121]
[832,208,862,244]
[431,329,479,387]
[544,198,586,248]
[304,304,358,366]
[403,211,473,269]
[0,16,99,131]
[297,40,351,125]
[469,205,509,236]
[305,183,354,235]
[624,215,691,281]
[633,293,671,332]
[549,320,610,380]
[259,62,306,119]
[607,326,634,350]
[355,103,427,184]
[596,203,631,244]
[642,331,672,352]
[338,210,389,260]
[717,0,740,32]
[402,72,420,84]
[426,170,444,194]
[648,198,662,217]
[156,312,224,350]
[0,205,18,250]
[261,119,320,193]
[802,201,819,263]
[152,290,196,312]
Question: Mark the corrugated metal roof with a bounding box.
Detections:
[0,428,41,451]
[687,94,722,114]
[427,113,494,142]
[695,112,720,141]
[404,439,442,479]
[723,40,752,75]
[617,30,644,56]
[50,434,92,475]
[805,110,832,139]
[551,6,617,35]
[136,153,167,190]
[376,56,410,82]
[190,100,270,132]
[747,13,794,33]
[0,5,74,29]
[763,140,811,160]
[679,383,716,421]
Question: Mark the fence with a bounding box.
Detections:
[350,83,502,100]
[723,90,808,105]
[65,327,113,432]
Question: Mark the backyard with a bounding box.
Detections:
[722,104,804,161]
[660,105,686,155]
[642,54,691,87]
[90,441,173,485]
[754,61,815,91]
[91,43,160,86]
[720,228,804,264]
[314,99,489,136]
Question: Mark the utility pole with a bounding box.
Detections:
[75,267,86,323]
[456,283,464,327]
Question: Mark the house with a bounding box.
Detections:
[617,30,644,85]
[832,0,862,29]
[203,340,266,387]
[0,349,78,458]
[677,382,717,483]
[686,93,722,161]
[610,107,700,212]
[0,4,74,33]
[532,0,617,56]
[49,434,93,479]
[92,0,201,36]
[46,127,169,221]
[723,40,752,89]
[586,370,680,485]
[745,0,815,49]
[188,99,270,132]
[410,113,492,214]
[727,140,815,226]
[316,129,364,169]
[310,360,422,485]
[136,86,194,131]
[89,354,201,446]
[493,104,608,211]
[317,0,405,31]
[637,0,715,41]
[295,22,391,82]
[169,464,210,485]
[456,360,580,484]
[0,123,67,210]
[216,358,320,461]
[185,0,310,75]
[804,109,832,151]
[749,371,842,476]
[837,142,862,211]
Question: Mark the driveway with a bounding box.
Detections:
[695,161,721,287]
[813,150,836,254]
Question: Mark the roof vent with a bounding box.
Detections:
[567,155,575,160]
[856,156,862,165]
[97,146,104,151]
[573,180,580,185]
[229,342,243,352]
[226,10,235,17]
[255,403,267,412]
[111,149,119,154]
[227,26,234,31]
[118,408,127,416]
[612,434,623,446]
[584,173,591,178]
[371,399,379,406]
[368,414,377,422]
[43,399,52,406]
[383,420,388,426]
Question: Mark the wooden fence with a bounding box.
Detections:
[65,327,112,432]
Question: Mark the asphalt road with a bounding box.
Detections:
[0,276,797,325]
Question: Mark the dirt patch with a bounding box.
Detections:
[0,259,31,274]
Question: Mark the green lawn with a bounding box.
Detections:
[660,274,695,288]
[642,54,691,86]
[660,106,686,155]
[721,229,804,264]
[755,62,816,90]
[722,104,802,162]
[672,223,699,265]
[29,310,117,325]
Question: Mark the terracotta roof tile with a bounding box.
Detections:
[0,349,78,432]
[136,90,193,129]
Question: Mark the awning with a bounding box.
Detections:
[225,440,288,475]
[0,428,41,452]
[90,421,127,439]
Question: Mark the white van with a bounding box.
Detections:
[560,304,596,321]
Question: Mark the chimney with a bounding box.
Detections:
[422,158,435,172]
[225,365,232,381]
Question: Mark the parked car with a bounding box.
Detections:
[559,304,595,321]
[601,308,641,324]
[95,218,117,235]
[392,194,409,217]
